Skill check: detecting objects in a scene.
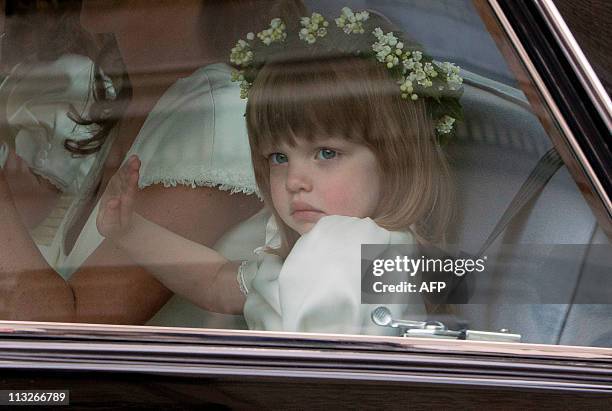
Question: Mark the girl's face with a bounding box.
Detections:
[266,136,382,235]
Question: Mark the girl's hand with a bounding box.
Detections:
[97,155,141,239]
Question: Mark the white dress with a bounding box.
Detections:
[58,63,265,328]
[240,215,426,335]
[0,54,101,268]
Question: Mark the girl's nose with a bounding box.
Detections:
[285,161,312,193]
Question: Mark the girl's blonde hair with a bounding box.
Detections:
[246,54,453,257]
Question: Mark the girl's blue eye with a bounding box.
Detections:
[317,148,337,160]
[269,153,288,165]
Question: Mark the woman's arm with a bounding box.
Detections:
[0,159,261,323]
[0,168,75,321]
[1,148,61,229]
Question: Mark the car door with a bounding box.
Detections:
[1,0,611,409]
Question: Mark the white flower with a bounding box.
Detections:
[246,32,255,41]
[230,39,253,67]
[399,78,413,93]
[372,28,404,68]
[239,82,251,99]
[257,18,287,46]
[403,58,415,71]
[299,12,329,44]
[270,18,282,29]
[437,61,464,90]
[230,70,251,99]
[230,70,243,82]
[385,54,399,68]
[424,62,436,77]
[335,7,369,34]
[436,115,456,134]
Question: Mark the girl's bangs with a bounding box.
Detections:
[247,58,392,151]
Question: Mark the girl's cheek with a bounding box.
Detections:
[268,166,285,183]
[269,187,286,216]
[320,181,357,212]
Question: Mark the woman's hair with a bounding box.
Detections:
[65,0,307,155]
[2,0,110,154]
[3,0,96,66]
[247,55,453,256]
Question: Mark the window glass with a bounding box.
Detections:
[0,0,609,348]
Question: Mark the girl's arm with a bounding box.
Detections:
[97,156,246,315]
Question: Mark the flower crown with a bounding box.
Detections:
[229,7,463,140]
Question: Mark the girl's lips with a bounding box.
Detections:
[291,210,326,222]
[290,202,325,222]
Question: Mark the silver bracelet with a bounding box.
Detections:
[236,260,250,296]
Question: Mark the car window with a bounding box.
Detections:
[0,0,609,349]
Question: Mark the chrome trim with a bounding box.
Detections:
[535,0,612,132]
[1,324,611,392]
[1,321,612,359]
[487,0,612,217]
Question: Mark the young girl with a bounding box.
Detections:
[96,8,462,334]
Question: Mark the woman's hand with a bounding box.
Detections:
[97,155,141,239]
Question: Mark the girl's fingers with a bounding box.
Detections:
[119,163,129,194]
[128,155,141,170]
[120,155,140,194]
[119,157,140,229]
[107,197,120,211]
[101,174,120,203]
[120,174,137,229]
[98,155,142,235]
[98,197,122,237]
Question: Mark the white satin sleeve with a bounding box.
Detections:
[4,55,99,194]
[242,215,425,334]
[278,216,424,335]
